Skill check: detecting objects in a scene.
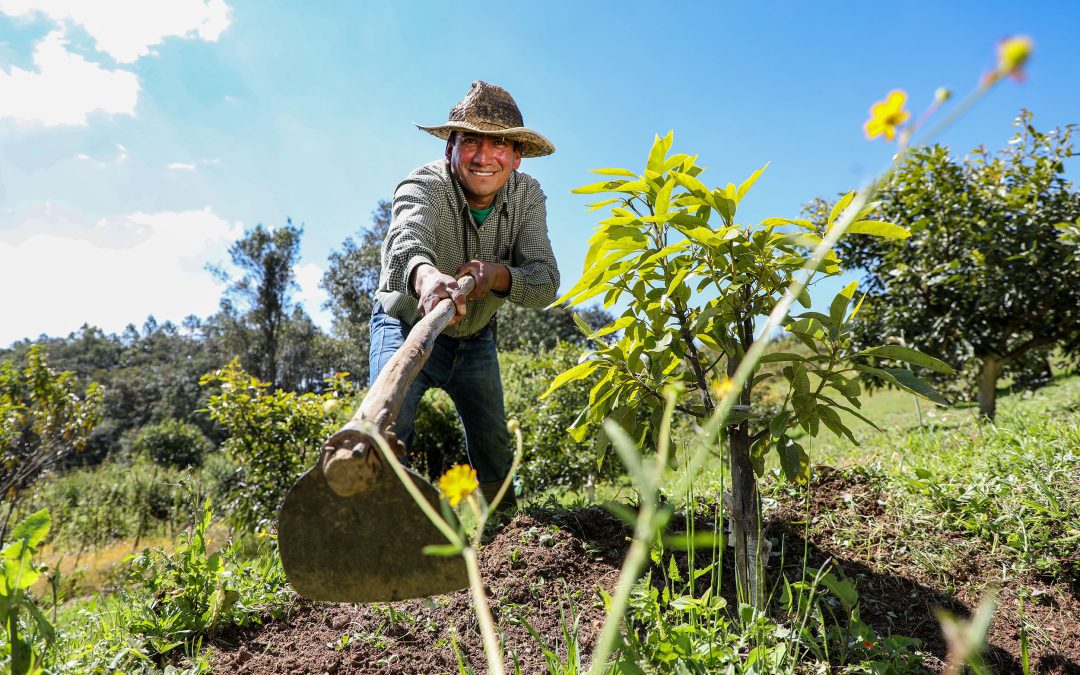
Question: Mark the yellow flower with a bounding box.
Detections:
[997,35,1033,81]
[438,464,478,507]
[712,376,735,400]
[863,90,910,142]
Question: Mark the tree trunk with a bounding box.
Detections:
[728,421,763,609]
[977,356,1004,421]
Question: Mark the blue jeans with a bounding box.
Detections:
[368,305,512,485]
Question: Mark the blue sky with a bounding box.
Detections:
[2,1,1078,348]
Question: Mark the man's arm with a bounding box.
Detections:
[381,173,441,299]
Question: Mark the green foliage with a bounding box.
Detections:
[14,454,201,557]
[2,319,226,466]
[411,389,467,481]
[494,304,613,352]
[384,342,610,493]
[210,220,330,391]
[502,342,621,493]
[902,410,1080,579]
[320,199,392,384]
[133,419,210,469]
[1,346,102,536]
[50,498,290,671]
[547,131,943,480]
[124,498,289,660]
[0,509,56,675]
[830,110,1080,419]
[200,359,349,531]
[614,555,925,673]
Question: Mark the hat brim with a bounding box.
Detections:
[416,121,555,158]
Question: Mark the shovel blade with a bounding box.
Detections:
[279,464,467,603]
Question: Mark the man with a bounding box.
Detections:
[370,81,560,509]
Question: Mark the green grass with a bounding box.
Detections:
[808,374,1080,579]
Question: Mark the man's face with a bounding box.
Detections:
[446,132,521,209]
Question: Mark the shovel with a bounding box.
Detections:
[278,276,475,603]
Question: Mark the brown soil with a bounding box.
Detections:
[208,470,1080,674]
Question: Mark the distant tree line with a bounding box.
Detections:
[1,199,612,474]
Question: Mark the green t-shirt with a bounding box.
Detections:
[469,206,493,224]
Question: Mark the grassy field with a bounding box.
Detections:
[6,373,1078,673]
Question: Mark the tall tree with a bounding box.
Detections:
[320,201,392,383]
[211,220,305,389]
[830,111,1080,419]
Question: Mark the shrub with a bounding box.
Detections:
[200,359,351,531]
[412,389,467,481]
[502,341,618,493]
[132,418,210,469]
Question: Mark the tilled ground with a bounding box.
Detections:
[208,470,1079,674]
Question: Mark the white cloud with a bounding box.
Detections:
[167,162,196,170]
[0,30,139,126]
[294,262,329,319]
[0,207,244,346]
[0,0,231,64]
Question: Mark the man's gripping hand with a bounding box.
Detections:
[456,260,510,300]
[411,264,467,325]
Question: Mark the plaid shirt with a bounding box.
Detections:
[376,160,560,338]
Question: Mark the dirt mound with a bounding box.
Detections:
[208,506,627,674]
[208,470,1080,673]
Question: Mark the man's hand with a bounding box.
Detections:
[456,260,510,300]
[411,264,466,324]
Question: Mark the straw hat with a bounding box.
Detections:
[416,81,555,158]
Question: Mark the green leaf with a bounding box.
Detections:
[540,360,599,399]
[590,167,638,177]
[2,509,50,560]
[572,179,629,195]
[859,345,955,375]
[758,352,806,364]
[668,555,683,582]
[572,312,595,339]
[819,572,858,612]
[828,191,855,226]
[647,131,674,174]
[671,171,711,198]
[829,281,859,328]
[855,365,948,404]
[737,162,769,200]
[776,436,809,483]
[586,198,620,212]
[422,544,464,557]
[654,177,676,215]
[769,411,791,438]
[846,220,911,239]
[817,405,857,444]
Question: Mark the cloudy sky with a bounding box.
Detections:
[2,1,1078,347]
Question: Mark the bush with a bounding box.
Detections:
[132,418,210,469]
[502,341,620,493]
[200,359,351,532]
[412,389,467,481]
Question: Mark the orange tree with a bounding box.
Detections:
[543,132,950,607]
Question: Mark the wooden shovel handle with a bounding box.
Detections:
[323,275,476,496]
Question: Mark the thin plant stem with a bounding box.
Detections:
[368,429,463,548]
[464,546,504,675]
[587,389,676,675]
